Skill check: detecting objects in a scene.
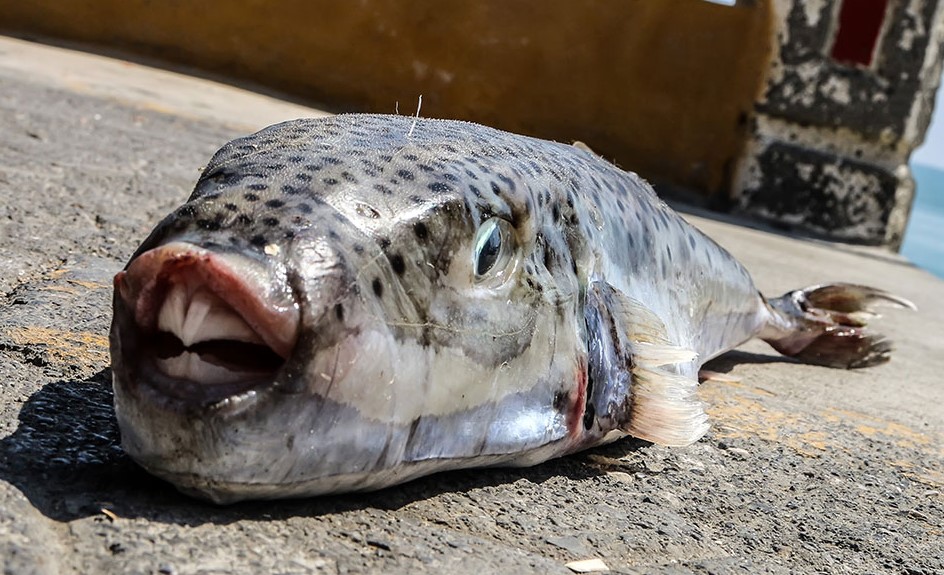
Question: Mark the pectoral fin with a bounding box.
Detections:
[585,281,709,447]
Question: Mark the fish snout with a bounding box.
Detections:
[112,241,300,406]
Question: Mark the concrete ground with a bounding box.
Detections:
[0,36,941,575]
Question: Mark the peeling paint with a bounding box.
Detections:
[802,0,828,27]
[820,74,851,105]
[738,0,943,248]
[5,326,109,366]
[701,380,944,489]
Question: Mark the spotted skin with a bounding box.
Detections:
[142,115,760,361]
[112,114,900,503]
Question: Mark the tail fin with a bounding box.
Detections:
[761,283,915,369]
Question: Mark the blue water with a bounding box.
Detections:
[902,163,944,278]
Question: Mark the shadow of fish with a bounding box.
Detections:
[110,114,914,503]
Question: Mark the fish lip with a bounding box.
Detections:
[126,352,268,414]
[116,241,299,359]
[112,241,300,410]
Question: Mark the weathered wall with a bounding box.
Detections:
[0,0,772,195]
[737,0,944,248]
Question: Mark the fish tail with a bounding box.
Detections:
[759,283,916,369]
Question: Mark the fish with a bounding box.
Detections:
[110,114,914,503]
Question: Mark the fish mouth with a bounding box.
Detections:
[114,241,299,407]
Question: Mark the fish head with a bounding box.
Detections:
[110,115,595,502]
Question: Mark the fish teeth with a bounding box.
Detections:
[157,284,263,346]
[156,351,250,385]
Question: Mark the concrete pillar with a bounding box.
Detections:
[735,0,944,248]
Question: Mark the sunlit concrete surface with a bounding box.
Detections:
[1,37,941,575]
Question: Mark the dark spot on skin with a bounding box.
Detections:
[372,278,384,298]
[224,203,239,212]
[296,173,312,182]
[196,219,221,231]
[429,182,451,193]
[322,157,343,165]
[248,183,268,191]
[377,236,391,250]
[244,192,260,201]
[236,214,253,225]
[389,254,406,275]
[328,229,340,241]
[284,230,295,239]
[404,154,419,161]
[341,172,357,183]
[304,164,322,172]
[323,178,339,186]
[418,164,435,172]
[250,235,267,247]
[374,184,393,195]
[469,185,482,197]
[413,222,429,241]
[552,204,561,223]
[543,244,555,271]
[288,155,305,163]
[263,217,279,227]
[397,169,415,181]
[265,199,285,208]
[558,388,582,417]
[410,195,424,204]
[296,203,312,214]
[490,182,502,196]
[583,402,595,430]
[334,303,345,321]
[282,185,300,195]
[177,205,197,218]
[353,244,365,254]
[498,174,516,191]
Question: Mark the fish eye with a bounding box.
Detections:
[473,217,514,279]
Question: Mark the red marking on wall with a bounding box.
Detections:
[830,0,889,67]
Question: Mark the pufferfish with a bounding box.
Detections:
[110,114,913,503]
